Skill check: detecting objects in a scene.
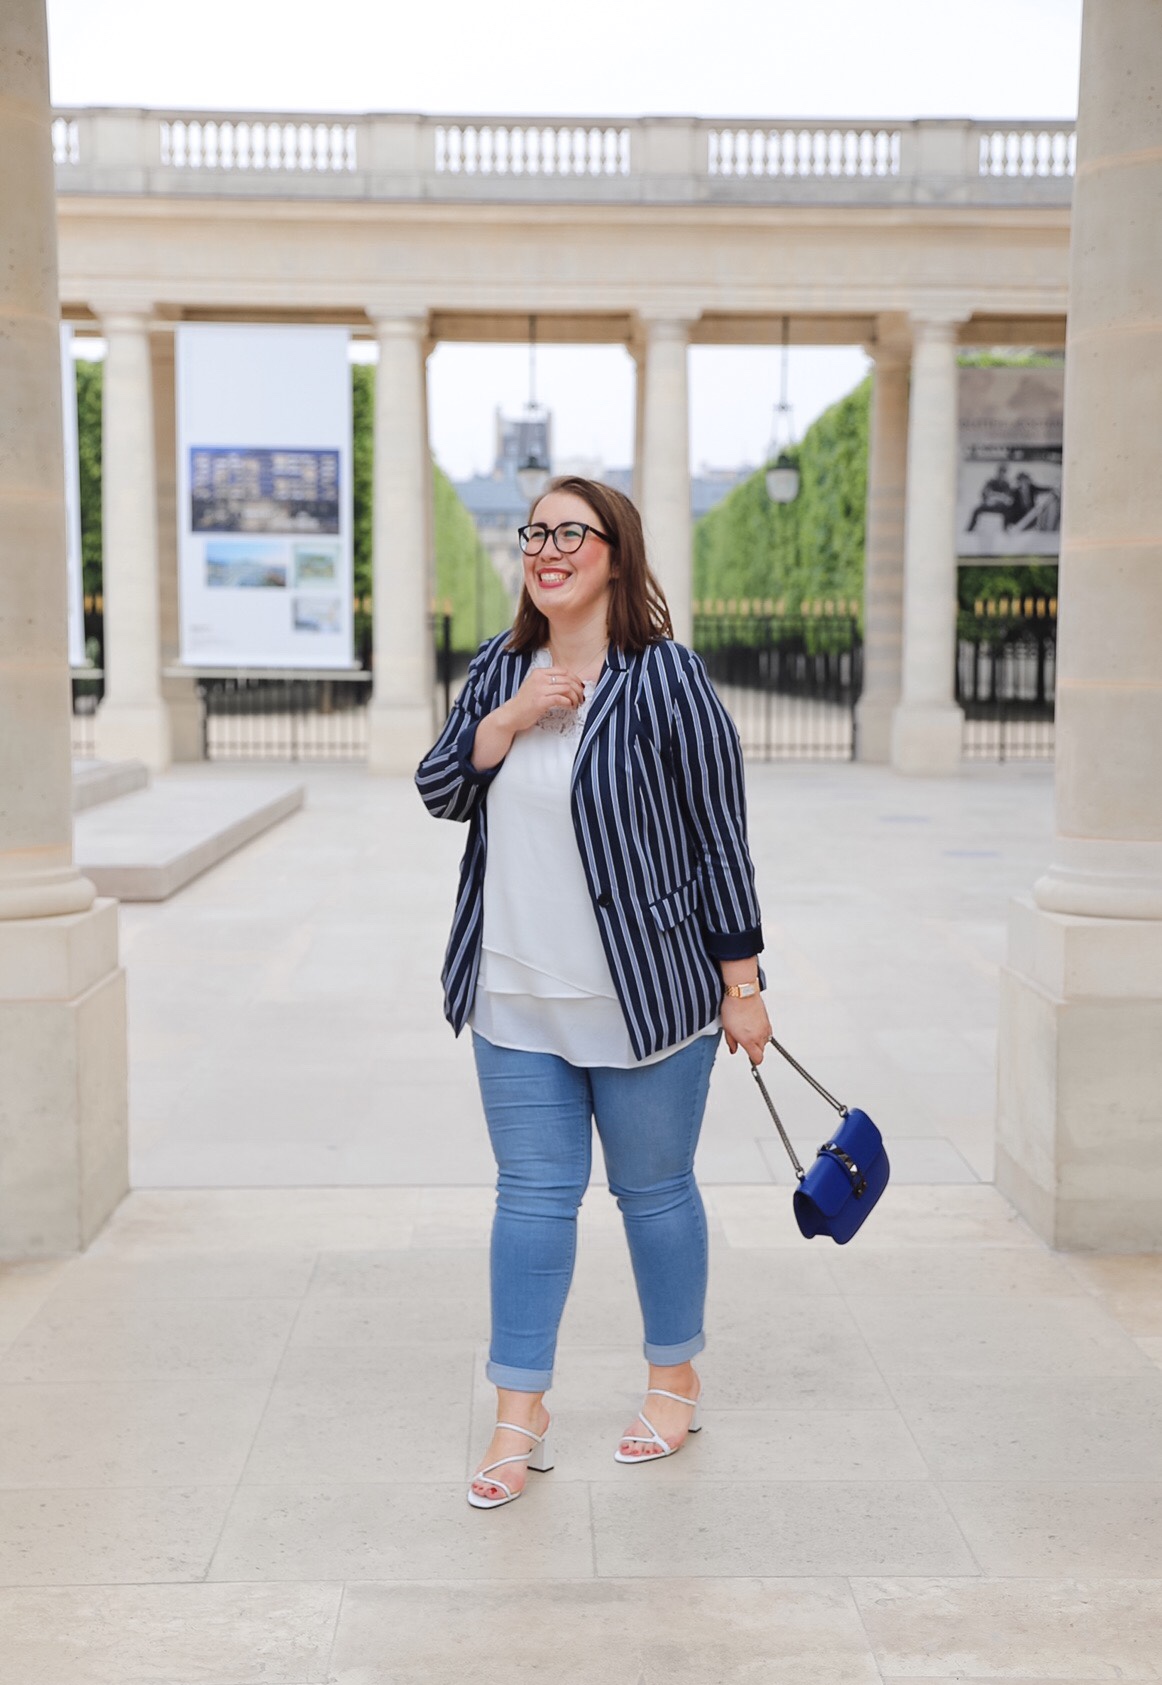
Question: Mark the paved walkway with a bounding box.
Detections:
[2,761,1161,1683]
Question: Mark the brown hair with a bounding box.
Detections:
[506,475,674,655]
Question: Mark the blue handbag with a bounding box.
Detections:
[750,1036,890,1244]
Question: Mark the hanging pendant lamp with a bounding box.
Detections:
[765,316,800,504]
[515,314,552,501]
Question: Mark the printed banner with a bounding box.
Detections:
[957,365,1064,559]
[61,325,85,668]
[175,325,354,667]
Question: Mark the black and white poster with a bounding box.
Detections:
[957,366,1064,558]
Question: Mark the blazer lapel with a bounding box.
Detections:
[571,647,630,790]
[495,648,531,707]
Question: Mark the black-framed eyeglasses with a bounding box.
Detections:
[518,521,612,556]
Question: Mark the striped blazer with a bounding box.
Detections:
[415,633,764,1062]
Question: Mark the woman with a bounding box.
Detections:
[416,476,770,1509]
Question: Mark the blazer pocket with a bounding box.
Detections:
[647,876,701,933]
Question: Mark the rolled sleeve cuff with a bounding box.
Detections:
[704,923,764,962]
[455,721,504,785]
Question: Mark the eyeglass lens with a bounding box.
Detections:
[520,523,588,555]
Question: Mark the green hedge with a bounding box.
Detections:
[75,360,103,597]
[693,356,1062,616]
[76,358,509,654]
[693,376,871,616]
[351,364,509,651]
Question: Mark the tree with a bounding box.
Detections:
[694,377,870,613]
[694,354,1062,615]
[350,365,510,654]
[75,358,102,596]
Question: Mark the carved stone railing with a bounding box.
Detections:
[51,110,1076,205]
[159,117,357,172]
[434,124,631,176]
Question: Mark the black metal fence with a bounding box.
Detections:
[693,601,863,761]
[957,598,1056,761]
[70,669,104,758]
[197,671,373,760]
[196,612,454,761]
[68,599,1055,767]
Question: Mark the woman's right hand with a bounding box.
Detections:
[470,667,585,770]
[499,665,586,734]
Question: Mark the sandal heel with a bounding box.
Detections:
[527,1429,554,1472]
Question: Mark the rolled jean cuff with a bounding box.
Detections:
[486,1358,553,1392]
[643,1329,706,1366]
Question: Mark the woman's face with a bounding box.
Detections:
[522,490,614,624]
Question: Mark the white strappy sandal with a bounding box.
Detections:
[467,1419,555,1509]
[614,1387,702,1463]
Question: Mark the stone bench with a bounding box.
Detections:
[74,774,305,901]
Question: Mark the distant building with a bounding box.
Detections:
[454,410,753,604]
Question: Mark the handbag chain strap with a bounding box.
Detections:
[748,1035,850,1184]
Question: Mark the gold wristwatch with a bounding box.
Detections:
[723,980,761,999]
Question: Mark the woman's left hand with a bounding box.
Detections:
[722,992,772,1065]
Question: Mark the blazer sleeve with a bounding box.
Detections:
[669,648,764,961]
[415,640,506,822]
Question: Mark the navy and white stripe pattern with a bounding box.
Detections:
[415,633,764,1062]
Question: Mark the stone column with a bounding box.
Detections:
[855,328,910,762]
[152,326,202,760]
[638,316,693,643]
[0,0,128,1257]
[367,312,434,773]
[630,335,647,509]
[421,337,437,620]
[890,312,965,775]
[995,0,1162,1249]
[92,308,171,770]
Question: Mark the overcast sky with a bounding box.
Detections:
[49,0,1083,479]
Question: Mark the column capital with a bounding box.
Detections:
[366,308,430,341]
[908,307,971,343]
[862,338,911,370]
[635,312,698,344]
[862,313,913,368]
[90,302,156,335]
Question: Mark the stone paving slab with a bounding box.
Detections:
[118,761,1054,1187]
[2,1182,1161,1681]
[5,762,1160,1682]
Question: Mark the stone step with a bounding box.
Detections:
[74,774,305,902]
[71,758,150,812]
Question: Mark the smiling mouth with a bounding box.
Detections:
[537,569,571,586]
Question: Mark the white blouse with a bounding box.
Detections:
[470,649,717,1068]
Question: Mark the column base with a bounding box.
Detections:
[367,701,436,775]
[995,895,1162,1251]
[855,693,899,764]
[162,676,205,763]
[0,899,128,1258]
[889,702,963,775]
[94,704,172,773]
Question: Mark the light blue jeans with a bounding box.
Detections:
[471,1029,721,1392]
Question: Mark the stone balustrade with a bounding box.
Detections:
[51,109,1075,204]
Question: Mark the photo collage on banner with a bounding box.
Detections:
[957,365,1064,559]
[176,325,354,667]
[61,324,85,668]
